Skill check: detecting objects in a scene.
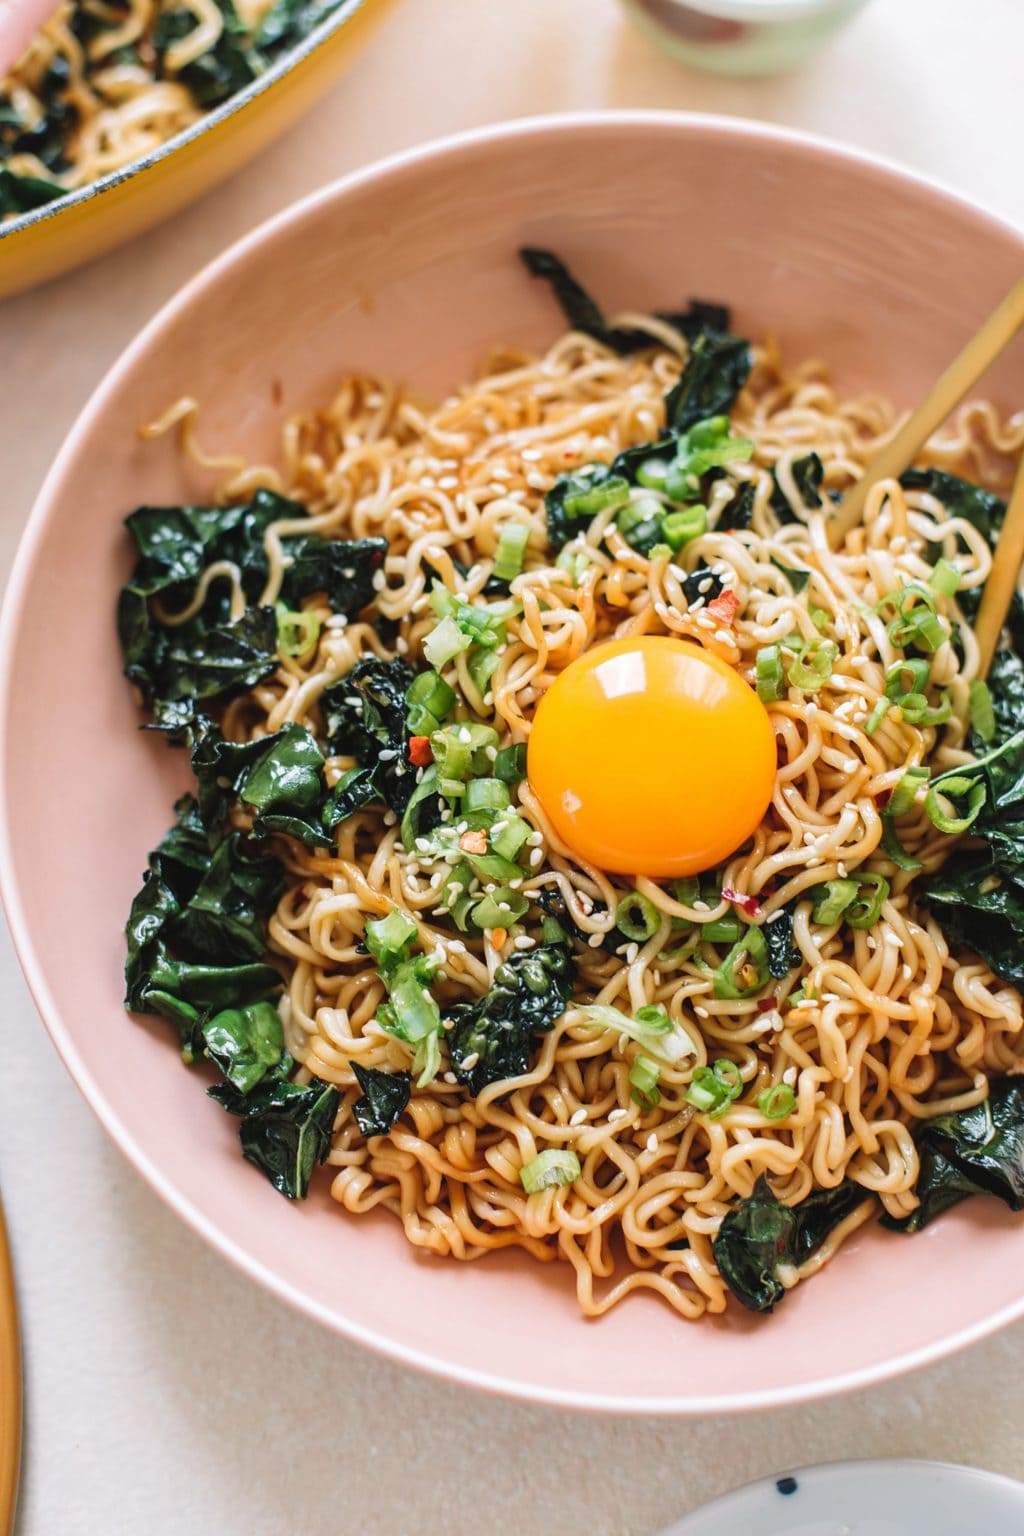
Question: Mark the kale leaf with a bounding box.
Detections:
[237,722,328,844]
[199,999,286,1094]
[447,943,575,1094]
[681,565,724,608]
[0,168,64,216]
[118,491,386,730]
[923,730,1024,985]
[770,454,825,525]
[900,467,1006,546]
[884,1076,1024,1233]
[764,908,801,979]
[352,1063,412,1136]
[520,247,737,357]
[124,798,283,1042]
[321,656,420,813]
[154,0,261,106]
[664,332,753,435]
[713,1176,870,1313]
[255,0,344,51]
[218,1078,340,1199]
[543,462,621,552]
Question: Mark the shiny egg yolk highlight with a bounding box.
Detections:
[527,636,776,879]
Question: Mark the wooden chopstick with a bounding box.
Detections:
[974,452,1024,676]
[0,1198,20,1536]
[831,273,1024,548]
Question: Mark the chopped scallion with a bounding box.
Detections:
[686,1058,744,1118]
[788,637,837,693]
[274,602,320,659]
[614,892,661,943]
[757,1083,796,1120]
[520,1149,581,1194]
[495,742,528,783]
[811,878,859,926]
[492,521,531,583]
[629,1055,662,1110]
[755,644,785,703]
[930,558,961,596]
[968,678,996,743]
[924,775,986,835]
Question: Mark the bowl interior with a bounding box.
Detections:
[6,115,1024,1412]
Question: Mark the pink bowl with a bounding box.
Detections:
[4,113,1024,1414]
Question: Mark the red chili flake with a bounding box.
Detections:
[408,735,433,766]
[875,788,892,809]
[706,589,740,626]
[757,998,776,1014]
[722,885,763,920]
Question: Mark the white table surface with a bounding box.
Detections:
[3,1,1024,1531]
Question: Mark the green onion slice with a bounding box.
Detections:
[757,1083,796,1120]
[887,766,929,817]
[275,603,320,659]
[629,1055,662,1110]
[661,504,707,551]
[924,775,986,834]
[968,678,996,743]
[492,521,531,582]
[880,817,923,872]
[845,872,890,929]
[576,1003,695,1064]
[788,638,837,693]
[495,742,528,783]
[686,1058,744,1118]
[812,878,859,926]
[756,644,785,703]
[615,892,661,943]
[713,926,769,1000]
[520,1149,581,1194]
[929,558,961,596]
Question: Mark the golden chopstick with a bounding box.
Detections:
[831,273,1024,547]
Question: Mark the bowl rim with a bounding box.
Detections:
[4,109,1024,1414]
[0,0,374,241]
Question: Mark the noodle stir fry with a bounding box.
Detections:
[119,253,1024,1318]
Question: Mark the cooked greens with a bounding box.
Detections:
[351,1064,412,1136]
[884,1077,1024,1233]
[1,0,354,218]
[713,1177,869,1313]
[447,943,575,1094]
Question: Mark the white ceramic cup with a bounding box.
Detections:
[619,0,871,75]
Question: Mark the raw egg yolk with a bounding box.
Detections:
[527,636,776,878]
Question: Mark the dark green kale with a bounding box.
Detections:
[681,565,724,608]
[255,0,345,53]
[883,1077,1024,1233]
[770,555,812,594]
[983,648,1024,749]
[321,656,420,813]
[198,999,287,1094]
[236,722,329,844]
[535,888,628,956]
[663,331,753,435]
[212,1077,340,1199]
[713,1176,870,1313]
[764,908,801,979]
[188,719,329,844]
[124,822,282,1047]
[769,454,824,525]
[351,1063,412,1136]
[543,463,623,551]
[923,730,1024,986]
[900,467,1006,546]
[154,0,261,106]
[117,491,385,731]
[520,247,737,356]
[447,944,575,1095]
[0,168,64,216]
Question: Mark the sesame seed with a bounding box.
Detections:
[569,1108,587,1126]
[529,848,544,867]
[513,935,535,950]
[608,1108,628,1123]
[371,571,386,592]
[694,1005,709,1019]
[443,1071,457,1084]
[587,933,604,947]
[782,1066,797,1085]
[645,1133,658,1153]
[461,1052,479,1070]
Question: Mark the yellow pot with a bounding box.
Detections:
[0,0,394,300]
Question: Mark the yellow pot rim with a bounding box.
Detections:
[0,0,373,242]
